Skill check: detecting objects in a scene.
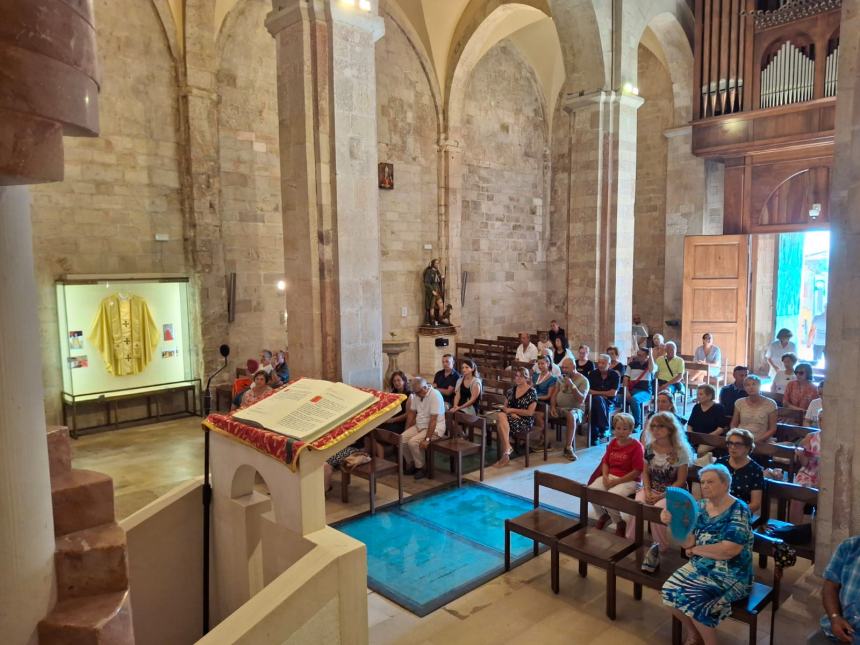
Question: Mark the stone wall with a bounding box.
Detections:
[375,12,439,376]
[217,0,286,366]
[459,42,550,343]
[30,0,184,422]
[633,45,672,338]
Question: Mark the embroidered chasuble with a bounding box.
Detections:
[89,294,159,376]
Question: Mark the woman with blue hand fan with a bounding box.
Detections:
[661,464,754,645]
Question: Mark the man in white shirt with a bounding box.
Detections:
[765,328,797,376]
[632,314,649,350]
[805,380,824,427]
[401,377,446,479]
[259,349,274,374]
[515,331,538,364]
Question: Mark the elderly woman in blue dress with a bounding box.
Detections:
[661,463,753,645]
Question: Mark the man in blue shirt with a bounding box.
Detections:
[719,365,749,421]
[588,354,620,444]
[821,535,860,642]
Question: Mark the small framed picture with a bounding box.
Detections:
[378,162,394,189]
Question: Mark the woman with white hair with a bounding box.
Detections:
[661,464,754,645]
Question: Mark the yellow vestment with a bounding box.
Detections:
[89,294,159,376]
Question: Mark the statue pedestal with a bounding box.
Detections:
[417,326,457,379]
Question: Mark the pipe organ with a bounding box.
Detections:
[759,41,815,107]
[691,0,842,234]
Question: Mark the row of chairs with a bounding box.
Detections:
[505,471,796,645]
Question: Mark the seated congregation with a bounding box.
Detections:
[222,319,833,643]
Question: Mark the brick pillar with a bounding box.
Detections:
[438,137,462,325]
[662,125,706,340]
[816,0,860,563]
[563,90,643,354]
[267,0,384,387]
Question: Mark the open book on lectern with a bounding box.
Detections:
[232,378,376,442]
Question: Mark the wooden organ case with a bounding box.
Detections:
[691,0,841,233]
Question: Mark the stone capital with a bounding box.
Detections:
[563,89,644,114]
[265,0,316,36]
[437,137,461,154]
[331,4,385,41]
[664,124,693,139]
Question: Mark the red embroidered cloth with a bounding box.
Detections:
[203,380,403,471]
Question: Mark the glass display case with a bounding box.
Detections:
[56,276,199,432]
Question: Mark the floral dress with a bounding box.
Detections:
[505,386,538,436]
[662,499,753,627]
[794,432,821,487]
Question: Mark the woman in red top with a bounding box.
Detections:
[783,362,819,412]
[588,412,644,536]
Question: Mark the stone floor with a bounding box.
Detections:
[72,417,820,644]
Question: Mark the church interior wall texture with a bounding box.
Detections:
[31,0,185,423]
[632,45,673,336]
[459,42,551,344]
[375,12,440,377]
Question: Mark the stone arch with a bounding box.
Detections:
[642,12,694,125]
[617,0,693,93]
[378,0,443,140]
[446,2,553,139]
[547,0,608,94]
[150,0,182,60]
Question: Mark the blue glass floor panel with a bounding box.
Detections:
[335,483,577,616]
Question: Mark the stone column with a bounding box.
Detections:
[181,1,229,381]
[563,90,643,354]
[780,0,860,625]
[0,187,56,644]
[268,0,384,388]
[1,2,99,640]
[816,0,860,563]
[438,137,463,325]
[662,125,706,338]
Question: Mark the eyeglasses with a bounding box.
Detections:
[726,441,748,447]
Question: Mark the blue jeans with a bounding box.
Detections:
[590,396,614,443]
[628,389,651,429]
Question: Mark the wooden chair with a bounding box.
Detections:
[611,503,688,606]
[504,471,583,570]
[340,428,403,514]
[427,411,486,486]
[758,480,818,565]
[552,486,642,619]
[671,532,794,645]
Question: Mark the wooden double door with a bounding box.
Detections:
[681,235,750,368]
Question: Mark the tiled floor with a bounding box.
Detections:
[72,417,820,644]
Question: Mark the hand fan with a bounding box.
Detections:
[664,486,699,543]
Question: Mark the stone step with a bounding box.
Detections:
[51,469,115,536]
[56,523,128,600]
[47,425,72,479]
[38,590,134,645]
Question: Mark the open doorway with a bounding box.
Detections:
[775,230,829,368]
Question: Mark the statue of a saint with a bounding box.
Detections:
[422,259,445,325]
